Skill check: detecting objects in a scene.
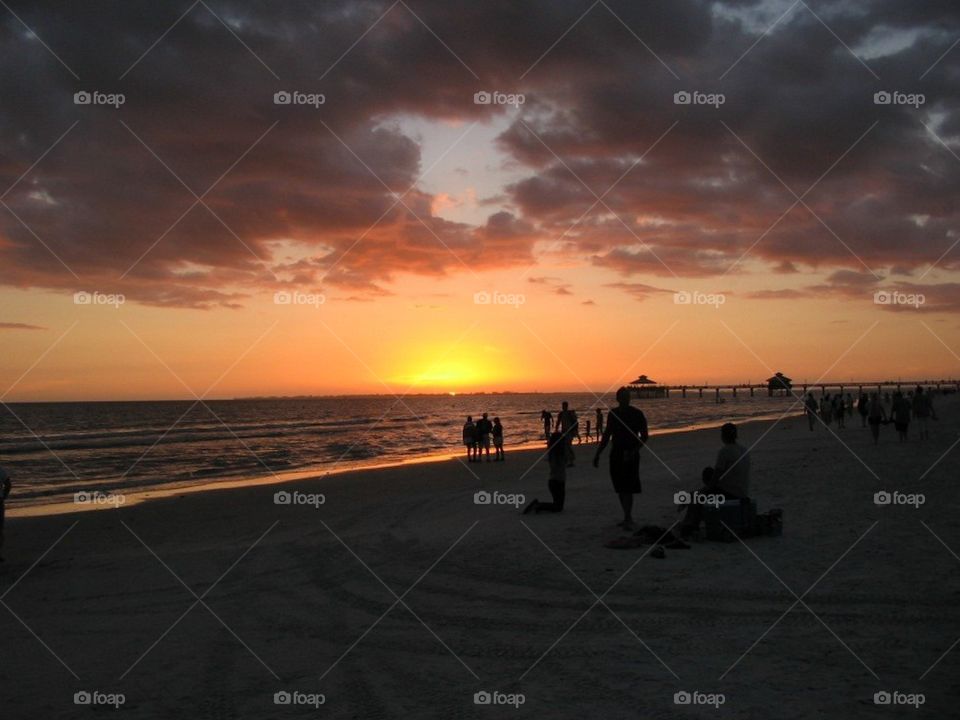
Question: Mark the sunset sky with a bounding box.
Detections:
[1,0,959,401]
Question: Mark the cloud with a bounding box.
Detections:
[0,322,46,330]
[0,0,959,309]
[604,281,675,301]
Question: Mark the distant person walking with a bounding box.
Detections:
[476,413,494,462]
[523,431,566,514]
[857,392,869,428]
[585,419,592,442]
[0,462,10,562]
[891,392,911,442]
[557,401,578,467]
[595,408,604,440]
[912,386,936,440]
[462,416,477,462]
[846,393,854,418]
[867,393,886,444]
[805,392,818,431]
[834,394,845,429]
[540,410,552,440]
[492,417,505,461]
[821,394,833,426]
[594,387,648,530]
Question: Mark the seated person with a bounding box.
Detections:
[679,423,751,537]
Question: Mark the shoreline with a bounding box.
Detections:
[6,408,805,518]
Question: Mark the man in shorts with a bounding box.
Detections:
[475,413,493,462]
[594,387,648,529]
[462,416,477,462]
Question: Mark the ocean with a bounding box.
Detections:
[0,391,802,509]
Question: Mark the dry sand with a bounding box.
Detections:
[2,398,959,718]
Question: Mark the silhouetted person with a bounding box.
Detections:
[867,393,886,444]
[492,417,505,461]
[540,410,552,440]
[912,386,936,440]
[821,394,833,425]
[857,392,869,427]
[585,419,591,442]
[594,387,648,529]
[523,431,566,514]
[680,423,751,537]
[0,463,10,562]
[846,393,854,418]
[476,412,493,461]
[595,408,604,440]
[462,416,477,462]
[834,394,845,428]
[557,401,578,467]
[891,391,911,442]
[805,393,818,431]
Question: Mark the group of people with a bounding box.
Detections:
[804,386,938,443]
[525,387,751,534]
[461,413,505,462]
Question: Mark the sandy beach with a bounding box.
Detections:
[3,398,959,718]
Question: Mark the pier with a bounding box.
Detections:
[628,374,959,401]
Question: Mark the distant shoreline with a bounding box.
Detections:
[6,408,804,518]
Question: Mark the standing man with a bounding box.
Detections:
[804,392,818,431]
[557,401,578,467]
[462,416,477,463]
[594,387,648,530]
[476,413,493,462]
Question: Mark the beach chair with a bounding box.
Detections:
[703,498,757,542]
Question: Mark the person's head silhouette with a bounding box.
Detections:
[720,423,737,444]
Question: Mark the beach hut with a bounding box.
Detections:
[766,372,793,396]
[629,375,667,399]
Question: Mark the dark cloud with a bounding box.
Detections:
[1,0,958,308]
